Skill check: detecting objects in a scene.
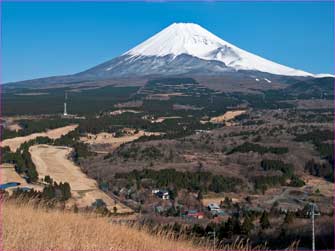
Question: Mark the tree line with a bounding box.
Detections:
[114,168,243,194]
[228,142,289,155]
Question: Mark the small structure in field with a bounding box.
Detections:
[208,203,225,216]
[187,209,205,219]
[152,189,170,200]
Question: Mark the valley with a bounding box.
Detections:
[1,75,333,250]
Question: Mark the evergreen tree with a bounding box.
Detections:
[44,175,53,184]
[62,182,71,200]
[27,167,38,182]
[284,211,294,224]
[197,190,203,200]
[241,215,254,235]
[232,216,242,235]
[260,211,270,229]
[42,185,55,200]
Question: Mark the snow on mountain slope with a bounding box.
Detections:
[122,23,312,77]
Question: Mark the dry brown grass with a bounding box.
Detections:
[2,201,201,251]
[2,200,299,251]
[0,124,78,152]
[209,110,246,124]
[0,164,43,194]
[29,144,132,213]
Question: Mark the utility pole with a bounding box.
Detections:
[208,230,216,251]
[309,203,320,251]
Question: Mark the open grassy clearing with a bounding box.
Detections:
[1,124,78,152]
[80,130,161,152]
[209,110,247,124]
[29,144,132,213]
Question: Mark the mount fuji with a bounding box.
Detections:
[77,22,330,79]
[8,22,333,86]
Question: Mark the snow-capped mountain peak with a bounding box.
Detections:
[123,22,312,77]
[125,23,231,58]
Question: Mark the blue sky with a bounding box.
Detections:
[1,1,334,83]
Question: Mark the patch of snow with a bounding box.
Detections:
[264,78,272,83]
[255,78,260,82]
[313,73,335,78]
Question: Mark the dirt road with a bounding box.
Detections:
[29,144,132,213]
[1,124,78,152]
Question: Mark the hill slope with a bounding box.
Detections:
[2,202,199,251]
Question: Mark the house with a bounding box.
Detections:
[153,189,170,200]
[208,203,220,211]
[208,203,225,216]
[152,189,160,194]
[187,210,205,219]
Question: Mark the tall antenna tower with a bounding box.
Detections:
[63,92,68,116]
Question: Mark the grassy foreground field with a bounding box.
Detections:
[2,200,300,251]
[2,201,201,251]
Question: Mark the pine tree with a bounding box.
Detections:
[241,215,254,235]
[42,185,55,200]
[62,182,71,200]
[260,211,270,229]
[284,211,294,224]
[197,191,203,200]
[44,175,53,184]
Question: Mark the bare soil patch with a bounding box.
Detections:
[151,116,182,123]
[110,109,141,116]
[210,110,246,124]
[303,175,334,197]
[6,123,22,132]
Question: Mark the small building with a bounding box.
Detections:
[92,199,106,209]
[0,182,21,190]
[208,203,220,211]
[208,203,225,216]
[152,189,160,194]
[187,210,205,219]
[153,189,170,200]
